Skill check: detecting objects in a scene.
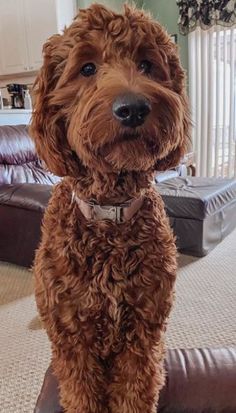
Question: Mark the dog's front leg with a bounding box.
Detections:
[34,265,108,413]
[51,344,109,413]
[108,345,165,413]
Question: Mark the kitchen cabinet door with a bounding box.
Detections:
[0,0,76,76]
[0,0,29,75]
[23,0,58,71]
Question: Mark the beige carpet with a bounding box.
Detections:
[0,230,236,412]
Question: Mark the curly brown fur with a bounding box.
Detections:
[31,4,190,413]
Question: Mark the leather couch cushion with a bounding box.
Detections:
[34,348,236,413]
[0,161,60,185]
[0,125,35,164]
[0,124,59,185]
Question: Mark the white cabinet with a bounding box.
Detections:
[0,0,76,76]
[0,109,32,126]
[0,0,29,75]
[23,0,58,72]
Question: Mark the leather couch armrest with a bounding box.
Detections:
[34,367,61,413]
[0,183,53,211]
[34,348,236,413]
[159,347,236,413]
[0,183,53,267]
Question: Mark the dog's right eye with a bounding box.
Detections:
[138,60,152,75]
[80,63,97,77]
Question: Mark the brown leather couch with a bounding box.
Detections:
[35,347,236,413]
[0,125,58,267]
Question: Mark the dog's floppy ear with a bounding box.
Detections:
[30,33,81,177]
[154,48,191,172]
[155,94,190,171]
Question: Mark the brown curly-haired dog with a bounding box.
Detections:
[31,4,189,413]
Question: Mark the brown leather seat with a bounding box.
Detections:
[35,347,236,413]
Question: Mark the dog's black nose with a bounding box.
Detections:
[112,93,151,128]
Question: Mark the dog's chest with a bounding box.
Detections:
[65,220,157,354]
[71,226,143,311]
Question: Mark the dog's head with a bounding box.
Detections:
[31,4,190,177]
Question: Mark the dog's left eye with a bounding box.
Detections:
[80,63,97,77]
[138,60,152,75]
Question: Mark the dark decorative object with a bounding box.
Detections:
[171,34,178,43]
[177,0,236,35]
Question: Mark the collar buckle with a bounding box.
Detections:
[92,204,123,223]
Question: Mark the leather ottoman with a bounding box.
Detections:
[34,347,236,413]
[157,177,236,257]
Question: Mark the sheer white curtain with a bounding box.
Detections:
[189,26,236,177]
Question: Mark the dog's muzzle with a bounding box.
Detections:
[72,192,144,223]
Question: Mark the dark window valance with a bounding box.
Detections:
[176,0,236,35]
